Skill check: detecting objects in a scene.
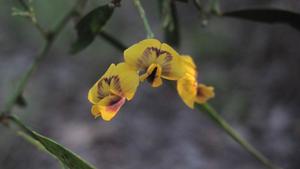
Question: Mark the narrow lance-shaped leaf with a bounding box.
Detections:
[71,4,114,54]
[223,8,300,31]
[158,0,180,48]
[10,116,96,169]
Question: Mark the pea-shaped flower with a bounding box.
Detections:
[124,39,185,87]
[88,63,139,121]
[177,56,215,108]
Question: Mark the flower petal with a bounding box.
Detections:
[124,39,161,70]
[88,82,101,104]
[159,43,185,80]
[176,75,197,108]
[151,66,163,87]
[140,63,156,82]
[101,63,117,80]
[110,63,139,100]
[181,55,197,78]
[139,63,163,87]
[195,83,215,104]
[91,95,126,121]
[87,64,116,104]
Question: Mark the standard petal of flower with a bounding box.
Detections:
[110,63,139,100]
[88,79,111,104]
[101,63,116,79]
[177,75,197,108]
[124,39,161,70]
[161,56,185,80]
[195,83,215,104]
[160,43,180,59]
[91,95,126,121]
[158,43,185,80]
[88,82,101,104]
[88,64,117,104]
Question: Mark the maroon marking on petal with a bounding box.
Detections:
[144,47,167,58]
[143,48,153,58]
[164,54,172,62]
[196,87,204,97]
[97,80,106,99]
[111,77,123,95]
[162,64,171,76]
[97,75,122,99]
[143,46,173,59]
[103,75,117,84]
[136,58,145,68]
[139,47,174,77]
[149,47,160,57]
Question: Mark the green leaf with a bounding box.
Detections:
[10,116,96,169]
[223,8,300,31]
[158,0,180,48]
[71,5,114,54]
[18,131,47,151]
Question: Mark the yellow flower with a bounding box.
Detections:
[88,63,139,121]
[177,56,215,108]
[124,39,185,87]
[180,55,197,77]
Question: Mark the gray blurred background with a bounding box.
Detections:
[1,0,300,169]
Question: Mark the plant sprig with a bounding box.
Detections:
[12,0,49,39]
[1,0,87,116]
[130,2,281,168]
[198,103,282,169]
[132,0,154,38]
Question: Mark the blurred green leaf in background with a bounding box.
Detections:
[71,4,114,54]
[223,8,300,31]
[158,0,180,48]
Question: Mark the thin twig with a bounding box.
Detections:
[14,0,49,39]
[2,41,52,114]
[197,103,282,169]
[18,0,30,11]
[132,0,154,38]
[98,31,127,52]
[1,0,86,115]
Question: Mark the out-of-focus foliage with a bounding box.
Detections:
[10,116,96,169]
[223,8,300,31]
[158,0,180,48]
[72,4,114,54]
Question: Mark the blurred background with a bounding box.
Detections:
[1,0,300,169]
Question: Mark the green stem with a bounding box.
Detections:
[132,0,154,38]
[196,103,282,169]
[98,31,127,51]
[1,0,86,115]
[2,40,52,114]
[17,0,49,39]
[6,115,35,137]
[209,0,221,15]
